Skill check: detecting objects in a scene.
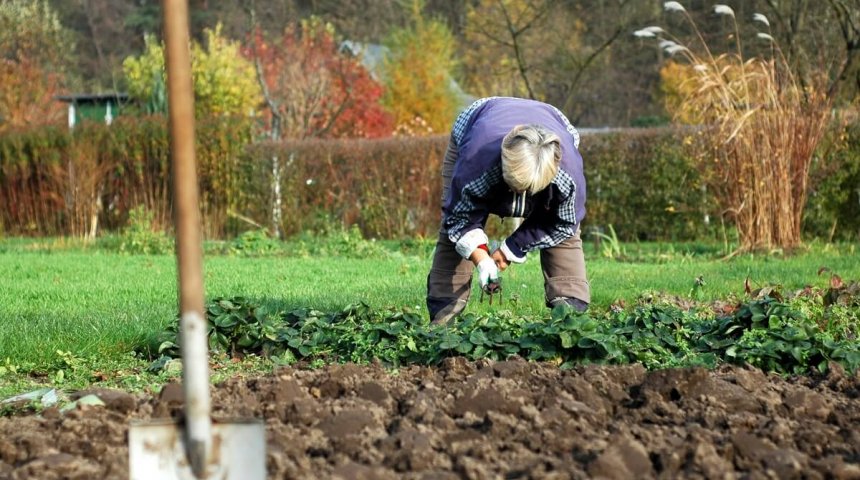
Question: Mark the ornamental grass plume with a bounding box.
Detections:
[640,2,832,252]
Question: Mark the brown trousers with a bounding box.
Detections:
[426,136,590,322]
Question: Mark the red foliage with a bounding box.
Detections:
[243,21,392,139]
[0,57,65,132]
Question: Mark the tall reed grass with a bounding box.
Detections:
[637,2,832,252]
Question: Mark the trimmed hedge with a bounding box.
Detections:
[0,116,253,238]
[244,129,717,241]
[243,136,447,238]
[1,120,857,242]
[582,128,715,241]
[803,122,860,241]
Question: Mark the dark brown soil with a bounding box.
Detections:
[1,359,859,479]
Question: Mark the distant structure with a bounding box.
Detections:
[56,92,129,129]
[339,40,475,109]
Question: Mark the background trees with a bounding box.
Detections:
[1,1,858,245]
[23,0,860,129]
[244,17,391,139]
[382,0,462,134]
[122,25,260,119]
[0,0,72,131]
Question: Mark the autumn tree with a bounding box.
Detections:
[758,0,860,104]
[242,16,392,238]
[0,58,64,131]
[0,0,74,70]
[0,0,72,131]
[461,0,652,124]
[122,24,261,118]
[244,17,392,139]
[382,0,461,134]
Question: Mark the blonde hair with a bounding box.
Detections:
[501,124,561,194]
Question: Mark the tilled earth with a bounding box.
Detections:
[1,358,859,479]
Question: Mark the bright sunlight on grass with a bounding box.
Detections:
[1,237,857,367]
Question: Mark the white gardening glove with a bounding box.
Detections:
[476,257,500,291]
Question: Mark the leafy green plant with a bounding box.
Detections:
[153,281,860,375]
[158,296,286,359]
[292,224,389,258]
[0,358,20,376]
[49,349,85,384]
[119,206,172,255]
[591,224,626,260]
[227,229,282,257]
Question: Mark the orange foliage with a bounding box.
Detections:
[0,58,64,132]
[244,19,392,139]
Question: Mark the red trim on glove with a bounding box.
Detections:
[477,244,489,253]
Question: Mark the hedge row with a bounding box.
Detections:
[0,118,857,241]
[0,116,253,238]
[803,122,860,240]
[243,136,447,238]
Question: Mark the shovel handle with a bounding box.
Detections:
[181,311,212,475]
[163,0,212,476]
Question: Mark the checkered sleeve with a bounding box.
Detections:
[505,170,578,255]
[443,165,507,259]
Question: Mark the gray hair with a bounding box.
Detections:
[500,124,561,195]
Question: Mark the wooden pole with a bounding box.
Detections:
[162,0,211,477]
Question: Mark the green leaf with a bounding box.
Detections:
[767,315,782,329]
[469,329,490,346]
[456,340,473,354]
[237,334,255,348]
[439,334,462,350]
[157,340,178,354]
[214,314,238,329]
[518,337,542,350]
[550,304,569,321]
[560,332,575,349]
[473,345,489,358]
[209,332,228,352]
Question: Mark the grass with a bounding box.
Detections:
[0,234,858,399]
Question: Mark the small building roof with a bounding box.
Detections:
[56,92,129,104]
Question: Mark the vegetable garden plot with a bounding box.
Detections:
[1,358,859,479]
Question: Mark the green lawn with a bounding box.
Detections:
[2,237,857,370]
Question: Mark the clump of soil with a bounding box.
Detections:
[1,359,859,479]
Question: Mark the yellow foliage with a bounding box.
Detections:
[660,56,783,126]
[649,12,831,251]
[382,0,460,134]
[192,25,261,117]
[122,24,260,118]
[122,34,164,104]
[659,60,705,124]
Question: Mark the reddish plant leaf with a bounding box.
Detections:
[830,274,843,289]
